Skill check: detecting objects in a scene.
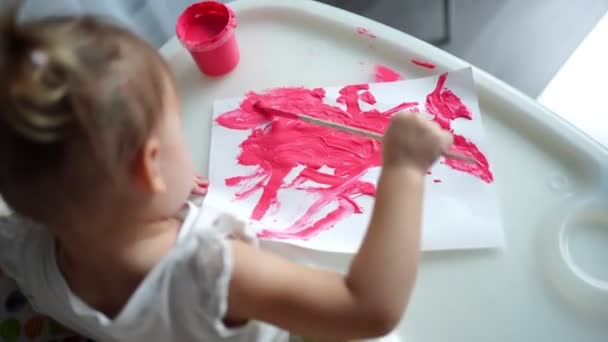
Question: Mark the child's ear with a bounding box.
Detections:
[133,137,166,193]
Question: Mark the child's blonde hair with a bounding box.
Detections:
[0,8,174,225]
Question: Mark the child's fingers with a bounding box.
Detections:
[190,176,209,196]
[191,186,208,196]
[194,175,209,186]
[191,182,208,195]
[424,119,453,153]
[439,130,454,152]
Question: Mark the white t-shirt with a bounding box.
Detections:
[0,203,288,342]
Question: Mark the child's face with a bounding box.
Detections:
[147,81,196,218]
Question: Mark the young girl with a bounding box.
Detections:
[0,10,452,342]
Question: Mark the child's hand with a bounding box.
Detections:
[191,175,209,196]
[382,112,452,172]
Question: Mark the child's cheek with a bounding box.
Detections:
[174,136,196,199]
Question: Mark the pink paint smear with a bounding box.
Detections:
[216,73,493,241]
[425,73,493,183]
[374,64,403,82]
[356,27,376,38]
[411,59,436,69]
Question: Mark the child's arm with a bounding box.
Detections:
[226,113,453,340]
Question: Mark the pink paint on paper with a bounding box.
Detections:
[425,73,493,183]
[253,103,300,120]
[217,86,401,240]
[433,179,442,183]
[411,59,436,69]
[383,102,419,117]
[216,73,493,241]
[356,27,377,38]
[445,135,493,183]
[425,73,473,130]
[374,65,403,82]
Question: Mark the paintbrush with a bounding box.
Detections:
[253,101,475,163]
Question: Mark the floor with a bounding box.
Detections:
[320,0,608,97]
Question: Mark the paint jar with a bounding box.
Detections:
[176,1,240,77]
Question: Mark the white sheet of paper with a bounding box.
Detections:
[206,68,504,253]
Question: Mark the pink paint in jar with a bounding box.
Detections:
[176,1,239,77]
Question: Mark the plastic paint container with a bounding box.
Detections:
[176,1,240,77]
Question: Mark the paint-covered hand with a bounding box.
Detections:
[383,112,452,172]
[191,175,209,196]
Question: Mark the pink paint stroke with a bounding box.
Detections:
[425,73,473,130]
[445,135,493,183]
[215,73,493,241]
[374,64,403,83]
[411,59,436,69]
[425,73,493,183]
[356,27,376,38]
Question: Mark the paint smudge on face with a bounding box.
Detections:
[356,27,376,38]
[425,73,493,183]
[374,65,403,82]
[411,59,436,69]
[216,73,492,241]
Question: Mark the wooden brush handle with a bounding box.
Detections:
[298,114,474,163]
[298,115,384,140]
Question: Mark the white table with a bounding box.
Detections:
[538,12,608,148]
[162,1,608,341]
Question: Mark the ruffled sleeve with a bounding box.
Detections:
[166,208,258,338]
[0,216,39,283]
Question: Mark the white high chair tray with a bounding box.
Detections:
[160,1,608,341]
